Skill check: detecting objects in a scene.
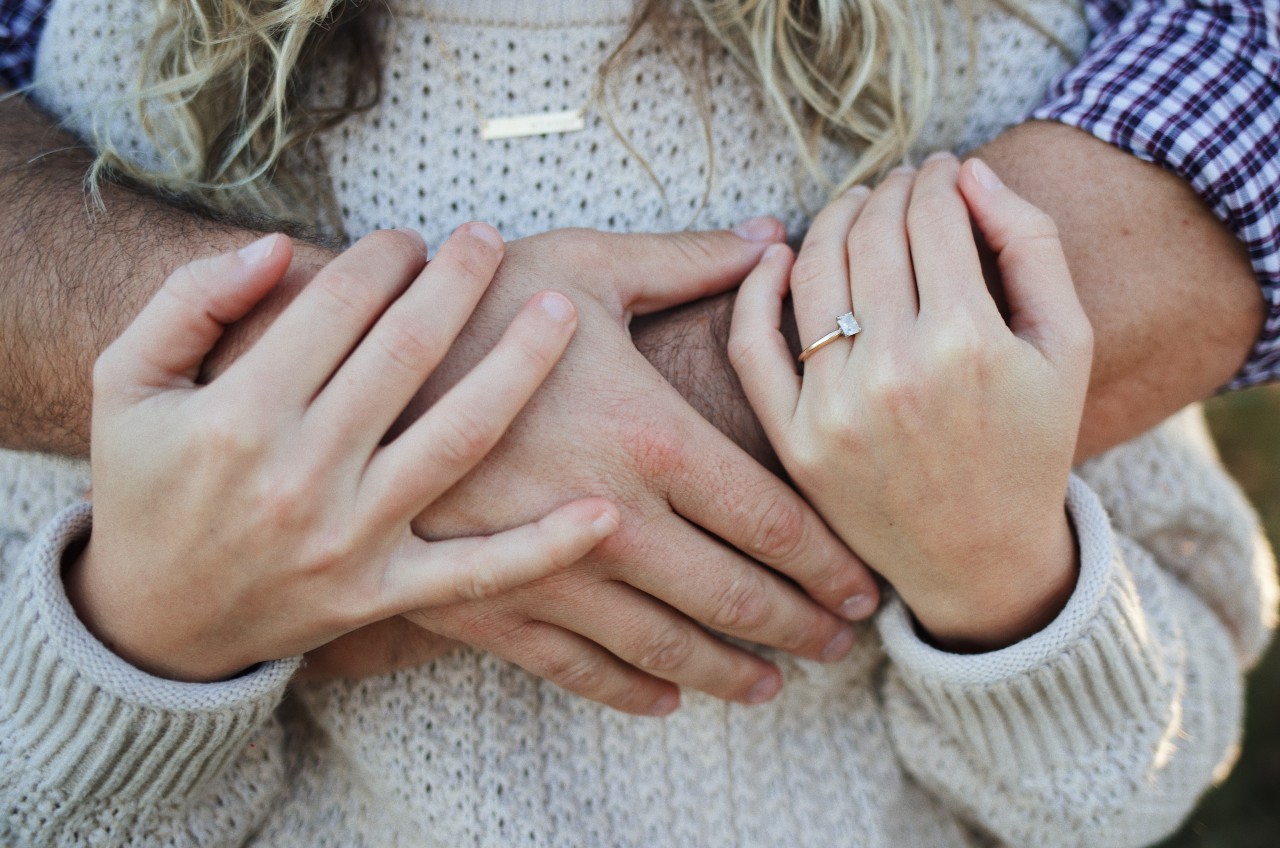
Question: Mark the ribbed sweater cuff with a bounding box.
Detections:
[0,502,299,804]
[878,476,1170,775]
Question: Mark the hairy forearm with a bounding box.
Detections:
[0,89,330,455]
[637,122,1263,463]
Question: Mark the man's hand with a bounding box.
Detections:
[386,227,881,716]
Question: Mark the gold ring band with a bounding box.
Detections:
[798,312,861,363]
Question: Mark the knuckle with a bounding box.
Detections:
[1018,209,1061,243]
[624,422,685,482]
[198,406,259,455]
[634,626,697,673]
[745,494,808,563]
[907,192,959,234]
[667,231,720,266]
[726,331,765,373]
[545,651,610,696]
[710,570,771,632]
[375,315,441,374]
[316,268,377,316]
[548,228,608,270]
[459,561,508,602]
[789,254,829,292]
[434,409,498,469]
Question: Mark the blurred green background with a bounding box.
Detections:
[1159,385,1280,848]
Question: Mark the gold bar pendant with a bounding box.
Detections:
[480,109,586,140]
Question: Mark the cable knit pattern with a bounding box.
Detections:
[2,1,1274,846]
[0,503,299,845]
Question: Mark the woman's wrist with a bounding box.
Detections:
[901,513,1080,653]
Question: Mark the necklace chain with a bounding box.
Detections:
[427,21,589,141]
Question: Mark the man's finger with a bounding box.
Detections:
[592,222,784,316]
[408,609,682,717]
[664,414,880,622]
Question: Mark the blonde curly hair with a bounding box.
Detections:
[89,0,1043,228]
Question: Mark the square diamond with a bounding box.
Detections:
[837,312,861,336]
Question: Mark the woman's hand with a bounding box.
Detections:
[66,225,618,682]
[729,154,1094,651]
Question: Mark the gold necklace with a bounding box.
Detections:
[427,21,589,141]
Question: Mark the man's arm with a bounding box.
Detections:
[636,121,1262,464]
[0,87,336,454]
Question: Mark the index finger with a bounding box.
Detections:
[664,411,880,620]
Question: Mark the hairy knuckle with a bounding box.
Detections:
[711,571,771,632]
[635,626,696,673]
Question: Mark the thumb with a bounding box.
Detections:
[99,234,293,392]
[602,217,785,316]
[958,159,1091,362]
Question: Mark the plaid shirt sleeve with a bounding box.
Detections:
[1032,0,1280,389]
[0,0,48,90]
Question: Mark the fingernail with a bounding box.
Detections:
[733,216,780,242]
[591,510,619,536]
[842,184,871,199]
[970,158,1003,192]
[648,692,679,716]
[890,164,916,176]
[839,594,877,620]
[761,243,788,262]
[820,627,856,662]
[924,151,956,164]
[539,291,575,323]
[465,221,504,249]
[391,227,428,258]
[237,234,278,265]
[744,674,781,704]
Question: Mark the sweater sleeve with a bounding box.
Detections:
[1030,0,1280,389]
[0,502,302,847]
[877,415,1277,847]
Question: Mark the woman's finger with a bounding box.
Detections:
[728,243,802,433]
[958,159,1092,361]
[230,228,428,405]
[363,290,577,521]
[97,234,291,394]
[907,153,994,321]
[846,167,919,333]
[379,498,619,612]
[789,187,868,376]
[309,224,506,454]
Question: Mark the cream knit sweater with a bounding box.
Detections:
[3,1,1277,846]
